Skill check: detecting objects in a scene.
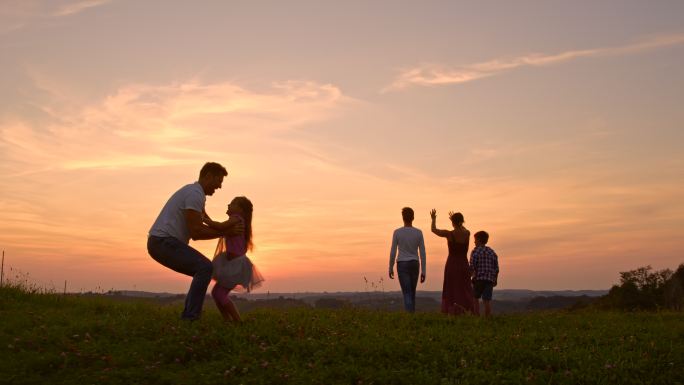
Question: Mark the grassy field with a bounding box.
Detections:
[1,285,682,384]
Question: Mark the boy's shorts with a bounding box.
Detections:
[473,280,494,301]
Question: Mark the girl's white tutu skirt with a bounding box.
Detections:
[212,252,264,292]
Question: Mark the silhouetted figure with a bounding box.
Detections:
[470,231,499,316]
[431,209,475,315]
[389,207,427,313]
[207,196,264,322]
[147,162,243,320]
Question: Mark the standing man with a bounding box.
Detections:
[147,162,242,320]
[388,207,427,313]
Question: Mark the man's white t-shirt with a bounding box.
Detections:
[389,226,427,276]
[149,182,205,244]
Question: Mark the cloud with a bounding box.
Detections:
[384,34,684,91]
[0,0,112,35]
[0,78,352,173]
[52,0,111,17]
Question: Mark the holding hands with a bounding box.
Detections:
[203,215,245,236]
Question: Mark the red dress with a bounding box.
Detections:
[441,233,476,315]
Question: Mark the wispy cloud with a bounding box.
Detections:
[53,0,111,17]
[0,0,112,35]
[384,34,684,91]
[0,78,351,173]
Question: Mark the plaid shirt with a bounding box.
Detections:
[470,245,499,282]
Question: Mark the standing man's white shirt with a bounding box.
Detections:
[149,182,206,244]
[389,226,427,277]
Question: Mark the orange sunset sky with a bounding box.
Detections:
[1,1,683,294]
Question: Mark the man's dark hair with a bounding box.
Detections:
[474,231,489,244]
[401,207,414,222]
[199,162,228,178]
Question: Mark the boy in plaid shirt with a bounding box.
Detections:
[470,231,499,316]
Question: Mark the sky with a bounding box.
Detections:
[1,0,683,294]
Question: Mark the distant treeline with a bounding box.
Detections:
[598,264,684,311]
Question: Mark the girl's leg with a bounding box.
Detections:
[211,283,237,322]
[223,297,242,322]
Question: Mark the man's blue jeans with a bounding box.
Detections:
[397,260,419,313]
[147,236,213,320]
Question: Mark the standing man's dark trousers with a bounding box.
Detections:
[147,236,213,320]
[397,260,420,313]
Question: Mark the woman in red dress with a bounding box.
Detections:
[430,209,475,315]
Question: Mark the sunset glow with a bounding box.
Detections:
[1,1,683,294]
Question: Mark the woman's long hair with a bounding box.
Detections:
[232,196,254,251]
[450,212,464,227]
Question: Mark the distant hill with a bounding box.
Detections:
[105,290,181,298]
[98,289,608,314]
[232,289,608,302]
[103,289,607,301]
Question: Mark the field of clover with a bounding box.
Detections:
[1,283,682,384]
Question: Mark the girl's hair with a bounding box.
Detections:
[450,212,464,226]
[232,196,254,251]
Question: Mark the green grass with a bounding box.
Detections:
[1,285,683,385]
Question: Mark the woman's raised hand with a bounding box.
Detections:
[448,211,455,219]
[430,209,437,220]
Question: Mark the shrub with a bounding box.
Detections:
[600,264,683,310]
